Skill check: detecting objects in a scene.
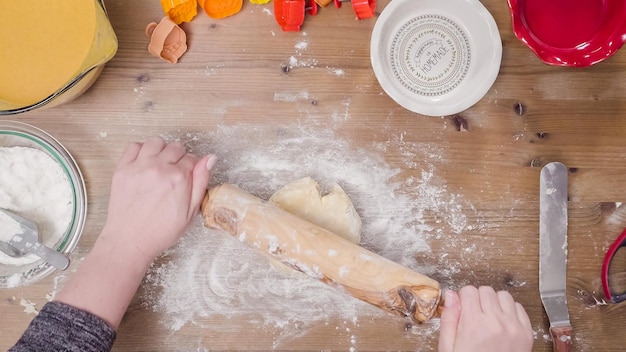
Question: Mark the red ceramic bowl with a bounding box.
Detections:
[508,0,626,67]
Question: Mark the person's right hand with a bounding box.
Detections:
[438,286,533,352]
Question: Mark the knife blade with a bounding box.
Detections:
[539,162,572,351]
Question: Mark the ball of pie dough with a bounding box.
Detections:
[269,177,362,244]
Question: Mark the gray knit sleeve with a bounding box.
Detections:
[9,301,116,352]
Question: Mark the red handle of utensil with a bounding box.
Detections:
[550,326,572,352]
[351,0,375,19]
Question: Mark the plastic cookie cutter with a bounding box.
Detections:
[145,17,188,64]
[160,0,198,24]
[333,0,375,19]
[314,0,333,7]
[274,0,318,31]
[602,227,626,303]
[199,0,243,19]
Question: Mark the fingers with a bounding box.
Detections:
[458,286,481,316]
[515,302,533,331]
[138,138,197,166]
[189,154,216,216]
[128,137,195,166]
[460,286,517,315]
[137,136,167,159]
[478,286,501,313]
[438,286,533,352]
[160,141,188,164]
[438,290,461,352]
[178,153,199,171]
[497,290,517,315]
[459,286,532,332]
[117,142,142,167]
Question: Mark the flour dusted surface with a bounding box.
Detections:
[143,124,478,347]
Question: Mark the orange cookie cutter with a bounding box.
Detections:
[314,0,333,7]
[333,0,375,19]
[199,0,243,19]
[274,0,318,32]
[160,0,198,24]
[145,17,188,64]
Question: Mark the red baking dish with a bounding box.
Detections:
[508,0,626,67]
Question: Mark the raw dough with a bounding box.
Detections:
[269,177,362,244]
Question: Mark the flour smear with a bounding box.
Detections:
[143,123,479,345]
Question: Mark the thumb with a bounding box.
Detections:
[189,154,216,216]
[437,290,461,352]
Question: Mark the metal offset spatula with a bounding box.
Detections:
[539,162,572,351]
[0,208,70,270]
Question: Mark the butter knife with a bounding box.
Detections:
[539,162,572,351]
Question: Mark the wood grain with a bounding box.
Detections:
[2,0,626,351]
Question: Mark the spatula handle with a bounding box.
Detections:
[32,244,70,271]
[550,326,572,352]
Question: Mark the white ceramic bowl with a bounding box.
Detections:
[370,0,502,116]
[0,121,87,288]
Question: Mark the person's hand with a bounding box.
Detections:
[54,137,216,330]
[438,286,533,352]
[100,137,216,260]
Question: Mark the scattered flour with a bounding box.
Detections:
[288,55,318,69]
[142,123,480,348]
[20,298,38,315]
[294,41,308,51]
[0,146,73,266]
[287,37,318,69]
[273,91,311,103]
[329,67,346,76]
[6,273,21,288]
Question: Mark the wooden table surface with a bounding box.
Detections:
[3,0,626,351]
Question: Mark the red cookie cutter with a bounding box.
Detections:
[274,0,319,32]
[333,0,375,19]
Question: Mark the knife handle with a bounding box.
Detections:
[32,243,70,271]
[550,326,572,352]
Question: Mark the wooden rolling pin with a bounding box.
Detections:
[201,184,442,323]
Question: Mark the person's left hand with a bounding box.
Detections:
[100,137,216,260]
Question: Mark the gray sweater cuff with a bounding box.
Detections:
[10,301,116,352]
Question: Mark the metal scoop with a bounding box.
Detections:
[0,209,70,270]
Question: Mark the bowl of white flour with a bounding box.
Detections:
[0,121,87,288]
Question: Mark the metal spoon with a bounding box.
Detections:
[0,208,70,270]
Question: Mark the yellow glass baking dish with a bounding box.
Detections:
[0,0,118,115]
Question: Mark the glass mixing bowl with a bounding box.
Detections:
[0,121,87,288]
